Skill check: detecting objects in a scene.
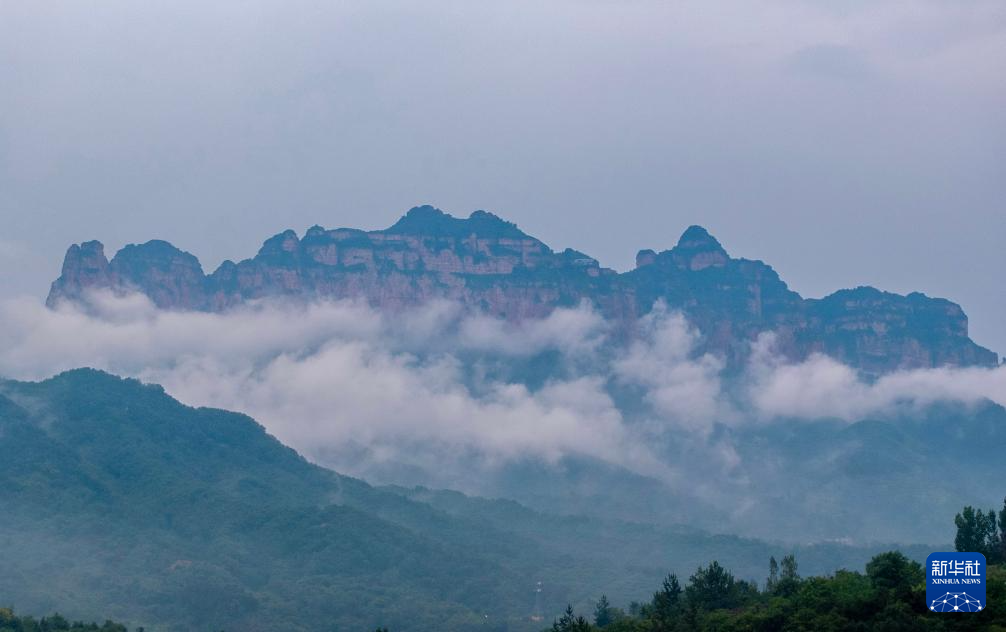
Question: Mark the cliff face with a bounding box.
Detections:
[46,205,998,373]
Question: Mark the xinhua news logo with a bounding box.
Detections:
[926,552,986,613]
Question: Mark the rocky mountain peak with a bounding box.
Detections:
[64,240,110,273]
[383,205,451,234]
[113,240,203,272]
[258,229,301,258]
[47,240,113,307]
[671,225,728,271]
[635,249,657,268]
[383,205,529,239]
[77,239,107,258]
[44,206,998,373]
[676,225,725,252]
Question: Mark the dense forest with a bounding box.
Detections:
[542,502,1006,632]
[0,608,126,632]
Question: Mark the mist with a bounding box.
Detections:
[2,291,1004,506]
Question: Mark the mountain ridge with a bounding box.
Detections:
[46,206,998,375]
[0,367,935,631]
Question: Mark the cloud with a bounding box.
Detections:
[0,292,1004,492]
[746,332,1006,420]
[613,304,730,435]
[0,293,668,483]
[457,302,607,357]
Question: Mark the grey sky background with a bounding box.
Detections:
[1,0,1003,352]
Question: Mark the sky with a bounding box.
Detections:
[1,0,1004,352]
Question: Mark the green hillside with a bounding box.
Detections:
[0,370,937,631]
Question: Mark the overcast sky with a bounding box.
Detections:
[1,0,1003,353]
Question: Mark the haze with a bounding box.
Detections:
[1,0,1003,352]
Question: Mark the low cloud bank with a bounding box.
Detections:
[0,292,1003,486]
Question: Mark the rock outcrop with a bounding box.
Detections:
[47,205,998,374]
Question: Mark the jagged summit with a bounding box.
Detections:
[385,204,444,229]
[675,225,726,254]
[114,240,203,273]
[118,239,189,257]
[44,205,998,373]
[50,240,113,305]
[668,225,729,271]
[77,239,106,256]
[635,249,657,268]
[59,240,109,276]
[257,229,301,259]
[382,205,529,239]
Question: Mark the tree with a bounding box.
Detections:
[955,506,980,553]
[593,595,613,627]
[650,573,682,628]
[685,561,739,611]
[552,605,592,632]
[780,555,798,581]
[553,604,575,631]
[955,505,999,558]
[866,551,922,602]
[766,556,779,593]
[982,507,999,559]
[775,554,801,597]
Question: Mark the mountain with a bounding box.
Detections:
[0,369,932,631]
[711,400,1006,542]
[45,206,996,375]
[408,400,1006,545]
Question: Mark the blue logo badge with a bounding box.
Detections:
[926,552,986,612]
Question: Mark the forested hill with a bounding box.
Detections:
[0,369,528,631]
[0,370,933,631]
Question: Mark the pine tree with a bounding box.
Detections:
[767,554,800,597]
[552,605,592,632]
[593,595,613,627]
[766,556,779,593]
[686,561,739,611]
[651,573,682,625]
[780,554,798,581]
[552,605,575,632]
